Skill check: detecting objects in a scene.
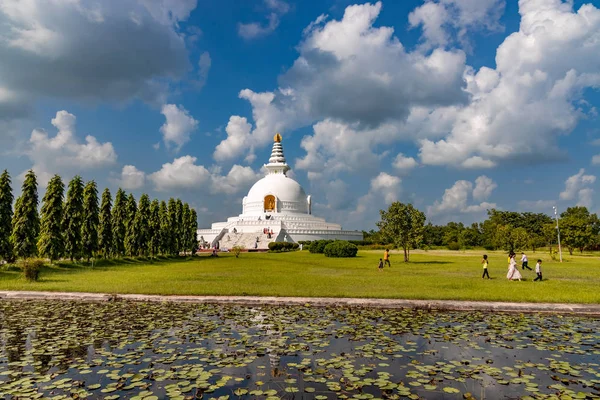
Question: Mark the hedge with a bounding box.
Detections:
[268,242,299,252]
[323,241,358,258]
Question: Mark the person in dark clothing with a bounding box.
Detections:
[534,259,543,281]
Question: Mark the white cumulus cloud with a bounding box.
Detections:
[25,110,116,186]
[559,168,596,208]
[160,104,199,151]
[427,176,497,219]
[115,165,145,190]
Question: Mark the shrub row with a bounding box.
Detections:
[268,242,300,252]
[324,241,358,258]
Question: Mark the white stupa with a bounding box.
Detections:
[198,133,363,249]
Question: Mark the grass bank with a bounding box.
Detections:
[0,250,598,303]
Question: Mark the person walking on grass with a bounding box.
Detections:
[521,252,532,270]
[507,254,522,281]
[383,249,391,268]
[482,254,490,279]
[534,259,543,281]
[378,258,384,272]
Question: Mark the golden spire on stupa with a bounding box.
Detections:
[274,132,282,143]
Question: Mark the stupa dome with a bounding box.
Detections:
[245,174,308,214]
[242,135,309,215]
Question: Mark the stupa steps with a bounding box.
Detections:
[218,232,277,250]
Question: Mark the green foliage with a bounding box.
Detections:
[493,225,529,252]
[159,200,172,255]
[188,208,198,253]
[175,199,184,252]
[377,202,426,262]
[0,170,14,262]
[308,240,333,254]
[560,206,600,254]
[111,189,127,257]
[98,188,113,258]
[132,194,151,256]
[81,181,99,261]
[149,200,161,257]
[37,175,65,262]
[11,170,40,259]
[124,194,138,257]
[268,242,299,252]
[21,258,44,281]
[447,242,460,251]
[182,203,191,254]
[168,198,178,255]
[323,240,358,257]
[63,176,84,261]
[232,245,244,257]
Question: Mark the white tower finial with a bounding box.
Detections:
[265,133,289,175]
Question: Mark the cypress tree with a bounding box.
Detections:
[149,199,160,257]
[82,181,99,262]
[63,176,84,262]
[182,203,191,255]
[11,170,40,258]
[167,198,178,255]
[37,175,65,263]
[159,200,171,255]
[133,194,151,256]
[175,198,184,253]
[188,208,198,254]
[111,189,127,257]
[98,188,113,258]
[0,170,14,262]
[124,194,137,256]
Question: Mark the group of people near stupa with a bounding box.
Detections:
[482,252,543,281]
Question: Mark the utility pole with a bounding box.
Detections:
[553,206,563,263]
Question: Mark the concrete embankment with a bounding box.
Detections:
[1,291,599,315]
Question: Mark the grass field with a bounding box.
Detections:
[0,249,598,303]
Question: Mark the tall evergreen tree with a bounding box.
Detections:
[11,170,40,258]
[175,198,184,253]
[82,181,99,262]
[63,176,84,261]
[133,194,151,256]
[188,208,198,254]
[99,188,113,258]
[37,175,65,263]
[149,199,161,257]
[0,170,14,261]
[111,189,127,257]
[124,194,138,256]
[182,203,191,255]
[159,200,171,255]
[167,198,178,255]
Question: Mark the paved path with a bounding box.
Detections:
[1,291,599,315]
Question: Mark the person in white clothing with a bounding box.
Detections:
[534,259,543,281]
[521,252,532,270]
[507,254,522,281]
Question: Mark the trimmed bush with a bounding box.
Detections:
[308,240,333,254]
[268,242,299,252]
[323,241,358,258]
[21,258,44,281]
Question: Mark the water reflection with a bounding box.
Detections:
[0,300,598,399]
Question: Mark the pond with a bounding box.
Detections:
[0,301,599,399]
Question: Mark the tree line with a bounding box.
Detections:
[372,202,600,261]
[0,170,198,263]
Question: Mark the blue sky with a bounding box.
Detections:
[1,0,599,231]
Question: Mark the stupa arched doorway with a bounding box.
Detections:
[264,195,276,212]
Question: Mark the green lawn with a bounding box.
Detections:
[0,250,598,303]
